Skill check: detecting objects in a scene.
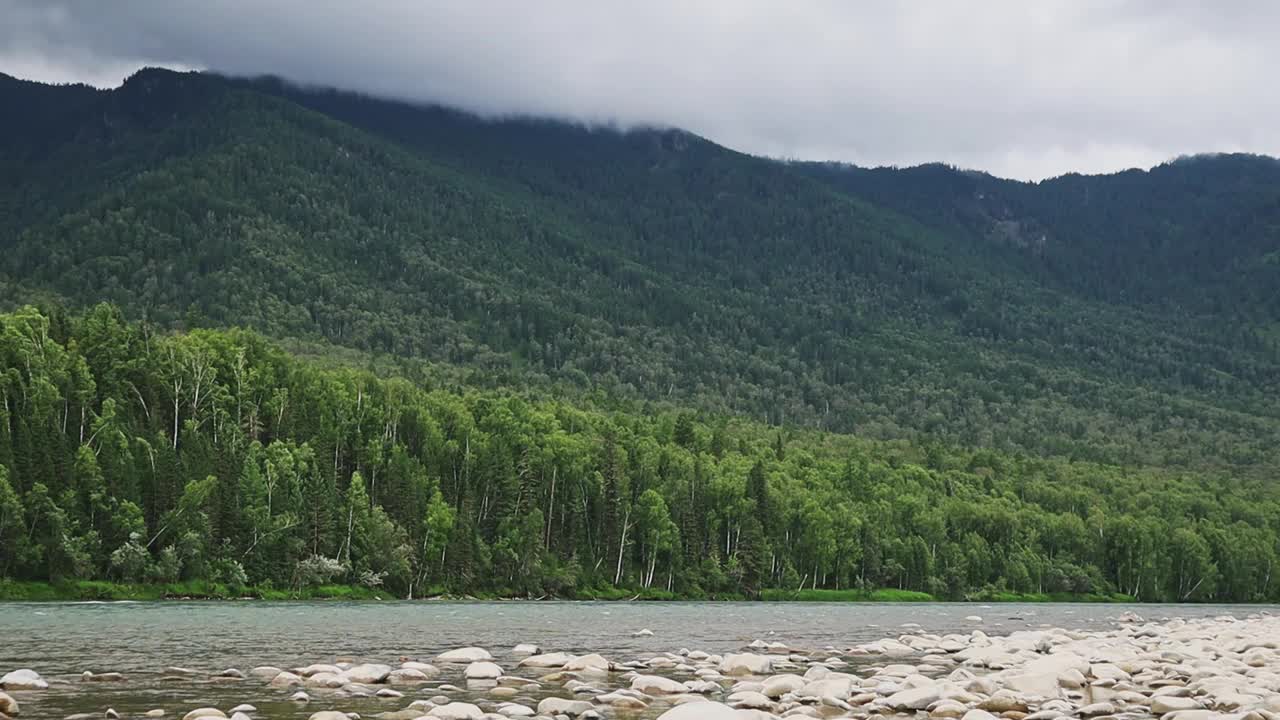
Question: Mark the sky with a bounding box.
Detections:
[1,1,1276,181]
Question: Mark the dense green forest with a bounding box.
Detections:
[1,304,1275,602]
[3,69,1280,478]
[1,69,1280,600]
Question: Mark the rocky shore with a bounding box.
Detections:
[4,611,1280,719]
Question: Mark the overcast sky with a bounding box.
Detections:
[2,1,1276,180]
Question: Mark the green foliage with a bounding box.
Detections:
[760,588,935,602]
[3,69,1280,481]
[3,70,1280,603]
[0,304,1275,601]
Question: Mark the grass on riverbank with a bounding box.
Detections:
[965,590,1136,603]
[0,580,385,601]
[760,588,936,602]
[0,579,1140,603]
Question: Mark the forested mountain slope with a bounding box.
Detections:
[0,304,1271,602]
[1,68,1279,479]
[797,157,1280,314]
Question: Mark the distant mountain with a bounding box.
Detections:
[796,155,1280,313]
[2,68,1279,473]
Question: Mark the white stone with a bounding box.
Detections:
[297,663,343,676]
[463,661,503,679]
[885,685,943,710]
[631,674,687,694]
[303,671,345,688]
[537,697,595,716]
[720,653,773,676]
[435,647,492,662]
[762,674,806,698]
[564,653,611,671]
[1,669,47,690]
[655,701,745,719]
[518,652,572,668]
[344,663,391,684]
[387,668,431,684]
[425,702,484,719]
[1153,696,1203,714]
[727,690,773,709]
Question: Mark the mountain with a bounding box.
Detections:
[796,156,1280,313]
[2,68,1279,477]
[3,68,1280,602]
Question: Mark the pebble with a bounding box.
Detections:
[18,612,1280,720]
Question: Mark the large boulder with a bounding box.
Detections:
[799,676,854,699]
[719,653,772,676]
[999,671,1061,699]
[0,670,47,691]
[0,692,18,716]
[463,661,503,679]
[435,647,492,663]
[762,674,805,698]
[344,663,391,684]
[631,674,687,694]
[386,668,432,684]
[598,691,649,709]
[182,710,226,720]
[885,684,942,710]
[518,652,573,668]
[536,697,595,716]
[425,702,484,719]
[655,702,751,719]
[564,654,611,672]
[727,690,773,709]
[1153,697,1203,714]
[297,663,343,676]
[303,671,346,688]
[269,671,303,688]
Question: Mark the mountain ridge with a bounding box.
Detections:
[3,67,1280,602]
[2,67,1278,475]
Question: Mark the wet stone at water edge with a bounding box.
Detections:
[4,607,1280,719]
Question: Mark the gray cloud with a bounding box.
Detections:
[1,0,1277,180]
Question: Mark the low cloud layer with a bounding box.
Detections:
[2,0,1277,180]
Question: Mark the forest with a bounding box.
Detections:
[2,69,1280,602]
[0,304,1274,602]
[2,69,1279,481]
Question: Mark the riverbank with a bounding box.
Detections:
[0,579,1135,603]
[759,588,1134,603]
[0,580,386,601]
[3,605,1276,720]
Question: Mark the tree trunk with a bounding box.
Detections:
[614,507,631,585]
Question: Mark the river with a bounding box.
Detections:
[2,601,1270,719]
